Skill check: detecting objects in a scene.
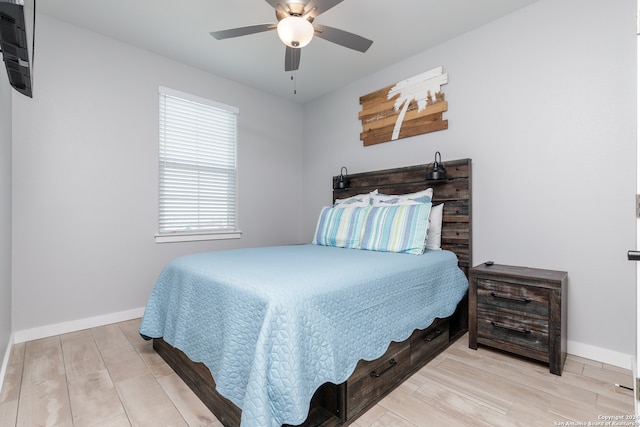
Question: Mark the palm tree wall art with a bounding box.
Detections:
[359,67,448,146]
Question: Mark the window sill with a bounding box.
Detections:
[155,231,242,244]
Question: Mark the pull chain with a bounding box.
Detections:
[291,72,297,95]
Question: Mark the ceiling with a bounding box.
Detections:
[35,0,538,104]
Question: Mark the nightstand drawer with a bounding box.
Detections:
[476,279,549,317]
[477,306,549,354]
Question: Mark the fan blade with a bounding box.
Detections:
[305,0,344,18]
[285,47,301,71]
[210,23,277,40]
[264,0,284,10]
[266,0,302,17]
[313,24,373,52]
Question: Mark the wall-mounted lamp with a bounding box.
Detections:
[426,151,446,180]
[335,166,349,190]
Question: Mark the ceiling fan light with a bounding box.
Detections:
[277,16,314,48]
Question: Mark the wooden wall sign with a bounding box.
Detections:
[359,67,448,146]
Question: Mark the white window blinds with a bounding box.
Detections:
[158,87,239,237]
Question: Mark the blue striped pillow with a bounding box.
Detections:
[312,206,370,248]
[360,204,432,255]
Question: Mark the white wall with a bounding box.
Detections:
[11,14,305,333]
[0,49,12,369]
[7,0,638,367]
[303,0,637,362]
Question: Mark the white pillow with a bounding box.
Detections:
[334,189,378,208]
[371,188,433,206]
[333,193,370,208]
[425,203,444,250]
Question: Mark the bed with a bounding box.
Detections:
[140,159,472,427]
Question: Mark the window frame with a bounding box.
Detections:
[155,86,241,244]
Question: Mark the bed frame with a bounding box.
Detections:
[153,158,472,427]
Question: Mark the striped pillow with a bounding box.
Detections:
[360,204,432,255]
[312,206,370,248]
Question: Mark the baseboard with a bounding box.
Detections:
[568,340,634,370]
[0,332,14,394]
[13,307,145,344]
[8,309,635,371]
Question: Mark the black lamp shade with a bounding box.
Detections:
[426,152,446,180]
[335,166,348,190]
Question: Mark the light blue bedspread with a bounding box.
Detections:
[139,244,468,427]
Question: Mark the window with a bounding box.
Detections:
[156,86,240,243]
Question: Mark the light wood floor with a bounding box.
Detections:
[0,318,635,427]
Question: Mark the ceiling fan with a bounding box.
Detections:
[210,0,373,72]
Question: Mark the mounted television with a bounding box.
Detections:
[0,0,33,97]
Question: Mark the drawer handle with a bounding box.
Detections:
[491,292,531,304]
[423,328,443,342]
[370,359,398,378]
[491,321,531,334]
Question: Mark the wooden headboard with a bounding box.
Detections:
[332,158,472,276]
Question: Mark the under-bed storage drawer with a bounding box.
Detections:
[345,340,411,420]
[410,318,449,367]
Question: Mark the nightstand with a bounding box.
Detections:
[468,263,567,375]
